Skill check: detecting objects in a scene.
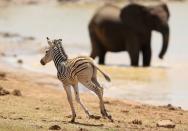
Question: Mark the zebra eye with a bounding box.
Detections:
[45,50,48,53]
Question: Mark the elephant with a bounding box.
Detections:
[88,3,170,66]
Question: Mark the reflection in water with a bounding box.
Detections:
[0,2,188,109]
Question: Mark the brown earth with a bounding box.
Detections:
[0,62,188,131]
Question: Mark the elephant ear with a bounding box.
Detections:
[120,4,149,33]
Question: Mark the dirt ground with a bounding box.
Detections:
[0,62,188,131]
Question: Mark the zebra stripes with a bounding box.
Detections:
[40,38,113,122]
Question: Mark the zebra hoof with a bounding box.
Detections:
[70,118,75,123]
[101,110,108,117]
[89,114,95,119]
[107,115,114,122]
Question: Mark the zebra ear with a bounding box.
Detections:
[46,37,53,46]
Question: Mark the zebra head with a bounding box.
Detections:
[40,37,68,65]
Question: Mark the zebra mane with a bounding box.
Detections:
[54,39,68,61]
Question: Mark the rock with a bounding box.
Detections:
[167,104,176,110]
[132,119,142,125]
[12,89,22,96]
[0,72,6,78]
[157,120,175,128]
[78,128,89,131]
[17,59,23,64]
[0,87,10,96]
[49,125,61,130]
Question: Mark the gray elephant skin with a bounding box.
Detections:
[88,3,170,66]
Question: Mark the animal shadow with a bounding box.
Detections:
[70,121,104,127]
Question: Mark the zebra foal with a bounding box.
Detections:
[40,37,112,122]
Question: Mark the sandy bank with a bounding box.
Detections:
[0,62,188,131]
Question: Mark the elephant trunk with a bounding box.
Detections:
[159,24,169,59]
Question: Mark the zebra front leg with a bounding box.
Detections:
[72,83,92,118]
[63,85,76,123]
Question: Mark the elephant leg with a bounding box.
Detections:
[90,50,97,59]
[142,45,151,67]
[89,27,100,60]
[129,50,139,67]
[99,49,106,65]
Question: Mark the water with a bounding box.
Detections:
[0,2,188,109]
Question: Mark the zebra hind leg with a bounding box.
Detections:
[81,80,113,122]
[91,67,104,96]
[91,76,103,97]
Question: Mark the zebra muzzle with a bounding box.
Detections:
[40,59,45,65]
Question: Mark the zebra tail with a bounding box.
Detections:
[95,65,111,82]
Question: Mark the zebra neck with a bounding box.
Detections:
[52,53,67,70]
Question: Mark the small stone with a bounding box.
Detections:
[35,107,40,110]
[12,89,22,96]
[17,117,23,120]
[121,109,129,113]
[49,125,61,130]
[157,120,175,128]
[132,119,142,125]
